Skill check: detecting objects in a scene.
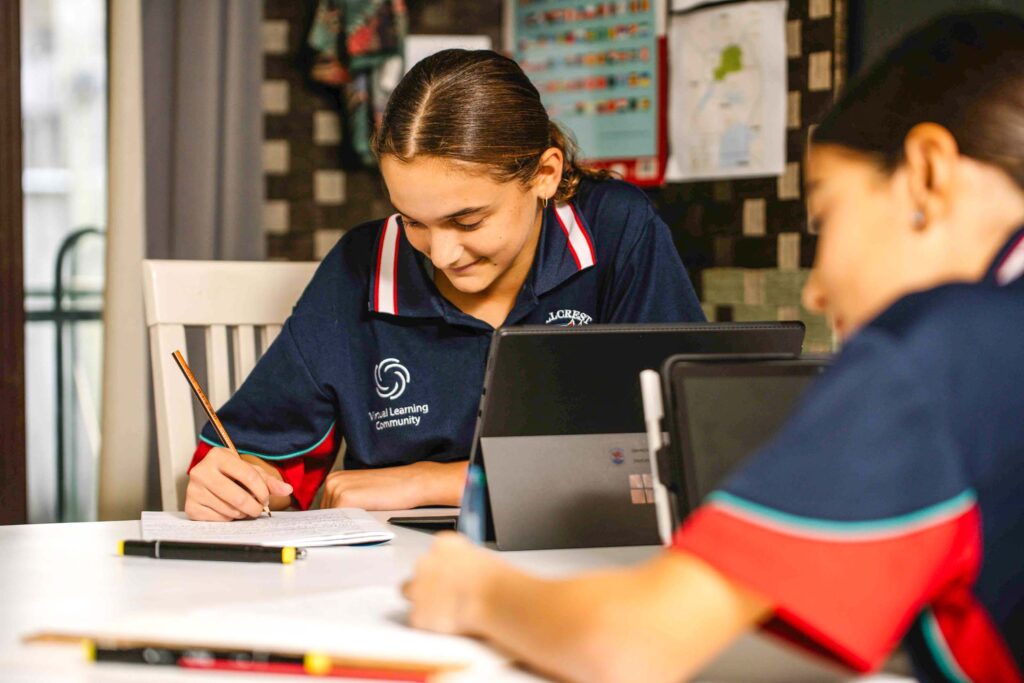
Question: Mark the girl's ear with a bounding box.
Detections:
[902,123,960,230]
[533,147,565,202]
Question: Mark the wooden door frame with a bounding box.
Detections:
[0,0,27,525]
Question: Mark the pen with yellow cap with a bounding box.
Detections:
[27,634,457,681]
[117,539,305,564]
[79,639,445,680]
[172,349,272,518]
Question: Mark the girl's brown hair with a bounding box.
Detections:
[372,49,609,203]
[813,10,1024,192]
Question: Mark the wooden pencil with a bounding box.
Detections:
[171,350,272,518]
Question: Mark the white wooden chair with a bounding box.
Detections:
[142,259,319,511]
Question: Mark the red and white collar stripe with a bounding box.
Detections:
[553,202,596,270]
[995,232,1024,286]
[373,214,402,315]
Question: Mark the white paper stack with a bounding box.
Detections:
[141,509,395,547]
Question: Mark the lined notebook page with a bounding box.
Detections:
[141,509,394,547]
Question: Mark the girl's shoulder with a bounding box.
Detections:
[315,218,392,281]
[292,217,392,316]
[572,177,654,217]
[569,177,662,255]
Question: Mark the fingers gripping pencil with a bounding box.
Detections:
[172,350,272,518]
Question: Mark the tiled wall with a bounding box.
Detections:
[262,2,363,261]
[259,0,842,351]
[260,0,504,262]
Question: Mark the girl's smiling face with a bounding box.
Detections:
[381,152,561,297]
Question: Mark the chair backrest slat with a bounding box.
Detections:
[143,259,318,511]
[205,325,231,410]
[149,323,196,511]
[232,325,257,389]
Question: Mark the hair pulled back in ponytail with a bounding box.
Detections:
[813,10,1024,192]
[372,49,609,203]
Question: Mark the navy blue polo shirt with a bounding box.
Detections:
[191,178,704,508]
[675,226,1024,680]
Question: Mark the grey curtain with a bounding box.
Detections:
[138,0,265,509]
[142,0,264,260]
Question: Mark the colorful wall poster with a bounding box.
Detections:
[510,0,667,185]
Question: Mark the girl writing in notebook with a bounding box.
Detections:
[404,12,1024,682]
[183,49,703,520]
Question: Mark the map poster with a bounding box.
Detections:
[666,0,788,181]
[509,0,668,186]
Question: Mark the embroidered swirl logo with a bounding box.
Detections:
[374,358,410,400]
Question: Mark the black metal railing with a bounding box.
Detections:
[25,227,105,521]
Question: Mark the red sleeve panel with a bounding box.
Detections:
[187,425,339,511]
[672,491,982,672]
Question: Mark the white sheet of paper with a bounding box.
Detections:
[44,586,508,675]
[140,509,394,547]
[666,0,788,181]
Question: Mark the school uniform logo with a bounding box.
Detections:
[370,358,429,431]
[545,309,593,326]
[374,358,410,400]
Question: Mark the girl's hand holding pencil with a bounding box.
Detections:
[186,447,293,521]
[172,351,293,522]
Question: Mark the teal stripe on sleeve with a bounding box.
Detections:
[199,421,337,461]
[921,609,973,683]
[706,489,977,541]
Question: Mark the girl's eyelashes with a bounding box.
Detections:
[399,216,482,230]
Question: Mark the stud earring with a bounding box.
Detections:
[912,210,926,227]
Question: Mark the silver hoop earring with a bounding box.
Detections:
[542,196,549,209]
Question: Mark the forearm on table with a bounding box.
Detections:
[417,460,469,507]
[472,552,771,683]
[240,454,293,510]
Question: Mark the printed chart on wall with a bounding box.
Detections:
[666,0,788,181]
[511,0,667,185]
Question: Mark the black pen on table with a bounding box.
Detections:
[171,349,272,518]
[118,539,305,564]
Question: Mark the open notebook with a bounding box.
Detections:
[141,509,395,547]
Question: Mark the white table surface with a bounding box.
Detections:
[0,510,911,682]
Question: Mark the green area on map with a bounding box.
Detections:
[713,45,743,81]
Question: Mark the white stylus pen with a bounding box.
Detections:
[640,370,673,546]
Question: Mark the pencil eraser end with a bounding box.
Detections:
[304,652,331,675]
[116,540,125,556]
[281,547,297,564]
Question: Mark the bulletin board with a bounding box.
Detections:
[507,0,669,186]
[648,0,848,354]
